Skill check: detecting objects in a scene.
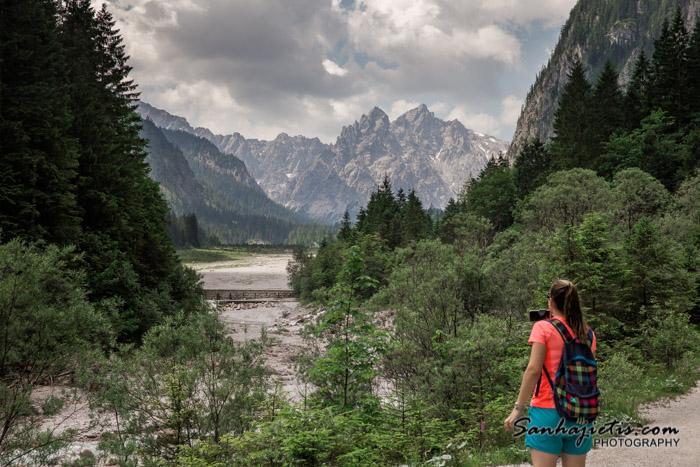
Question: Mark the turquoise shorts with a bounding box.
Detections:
[525,407,593,455]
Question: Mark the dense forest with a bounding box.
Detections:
[0,1,699,465]
[0,0,206,461]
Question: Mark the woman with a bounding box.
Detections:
[504,279,596,467]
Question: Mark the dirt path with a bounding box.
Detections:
[503,379,700,466]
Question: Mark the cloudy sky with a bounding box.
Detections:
[99,0,578,143]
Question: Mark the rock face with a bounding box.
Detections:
[201,132,327,205]
[138,102,508,222]
[508,0,700,159]
[287,105,507,221]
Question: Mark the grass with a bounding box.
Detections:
[177,245,297,264]
[177,247,254,264]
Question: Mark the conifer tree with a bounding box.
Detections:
[462,156,515,231]
[337,211,352,241]
[625,50,651,130]
[549,55,594,169]
[649,12,690,130]
[687,19,700,115]
[513,138,551,199]
[437,198,465,244]
[59,0,198,340]
[396,188,407,208]
[591,60,625,168]
[0,0,80,244]
[399,190,432,246]
[356,175,401,248]
[183,213,200,247]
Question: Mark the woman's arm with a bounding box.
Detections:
[504,342,546,431]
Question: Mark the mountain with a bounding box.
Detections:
[139,118,327,243]
[159,128,310,224]
[286,105,507,221]
[140,119,203,214]
[138,102,508,222]
[508,0,700,158]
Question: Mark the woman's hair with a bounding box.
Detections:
[550,279,588,343]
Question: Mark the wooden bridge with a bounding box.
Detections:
[204,289,296,301]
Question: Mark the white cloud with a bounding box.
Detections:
[341,0,520,66]
[388,99,422,119]
[445,94,523,138]
[448,109,502,136]
[499,94,523,126]
[322,59,348,76]
[99,0,574,143]
[480,0,577,27]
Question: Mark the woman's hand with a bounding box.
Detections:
[503,407,525,431]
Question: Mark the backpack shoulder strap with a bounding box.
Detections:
[546,318,575,343]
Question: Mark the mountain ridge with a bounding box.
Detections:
[137,102,509,222]
[139,117,326,243]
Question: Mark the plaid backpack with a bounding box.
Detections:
[537,318,599,424]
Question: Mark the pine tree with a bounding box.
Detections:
[649,12,690,130]
[513,138,551,199]
[462,156,515,231]
[355,175,400,248]
[437,198,465,244]
[396,188,407,208]
[687,19,700,115]
[59,0,198,340]
[184,213,200,247]
[0,0,80,244]
[337,211,352,241]
[625,50,651,130]
[399,190,432,246]
[549,55,594,169]
[591,60,625,168]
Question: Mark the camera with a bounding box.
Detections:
[529,308,550,322]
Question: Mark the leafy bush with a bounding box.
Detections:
[0,239,112,464]
[597,352,644,417]
[640,309,699,369]
[88,311,269,463]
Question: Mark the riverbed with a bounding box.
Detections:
[38,252,312,463]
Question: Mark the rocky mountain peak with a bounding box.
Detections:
[367,106,389,121]
[138,102,509,222]
[393,105,439,137]
[360,107,390,132]
[400,104,432,122]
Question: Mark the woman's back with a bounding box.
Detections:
[529,316,597,409]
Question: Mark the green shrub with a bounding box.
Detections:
[641,309,699,369]
[597,352,644,417]
[42,396,65,417]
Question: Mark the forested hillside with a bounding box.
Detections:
[140,121,334,245]
[267,10,699,465]
[508,0,699,158]
[0,0,205,461]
